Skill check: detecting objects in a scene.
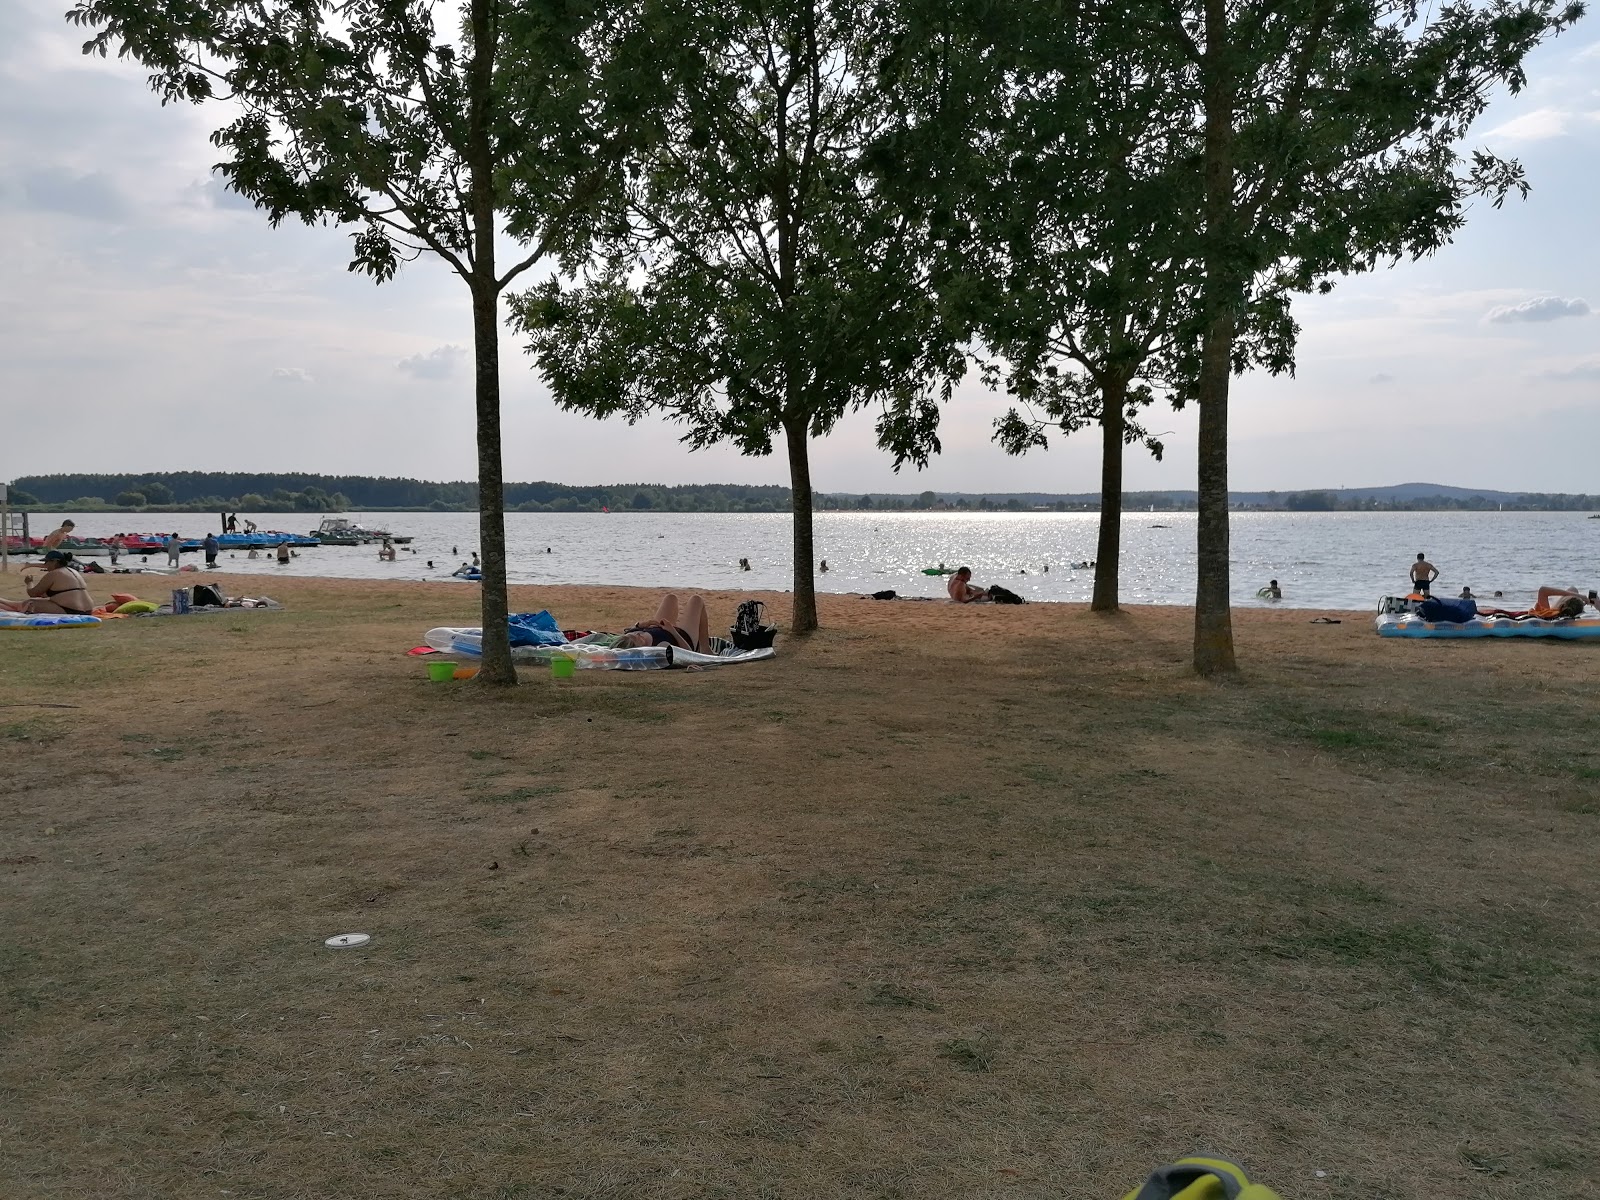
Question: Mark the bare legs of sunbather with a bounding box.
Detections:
[621,593,710,651]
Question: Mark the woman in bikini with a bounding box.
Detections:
[616,593,711,652]
[0,550,95,615]
[1476,587,1595,621]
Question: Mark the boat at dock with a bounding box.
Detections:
[308,517,412,545]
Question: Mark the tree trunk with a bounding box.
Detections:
[1193,309,1236,675]
[465,0,515,686]
[1194,0,1238,676]
[470,281,515,685]
[1091,376,1126,612]
[785,419,818,635]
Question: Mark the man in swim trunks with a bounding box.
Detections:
[0,550,95,615]
[948,567,988,603]
[1410,552,1439,596]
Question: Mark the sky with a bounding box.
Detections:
[1,1,1597,496]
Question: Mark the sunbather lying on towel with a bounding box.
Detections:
[1476,587,1596,620]
[616,593,711,652]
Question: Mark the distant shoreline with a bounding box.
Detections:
[6,474,1598,515]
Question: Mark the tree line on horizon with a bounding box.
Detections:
[71,0,1583,683]
[11,474,1600,515]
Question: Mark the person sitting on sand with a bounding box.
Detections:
[948,567,988,604]
[1410,552,1439,597]
[615,593,711,652]
[1477,587,1596,621]
[1,550,94,615]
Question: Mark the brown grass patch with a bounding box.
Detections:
[0,576,1595,1198]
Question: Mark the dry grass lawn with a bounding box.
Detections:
[1,575,1596,1199]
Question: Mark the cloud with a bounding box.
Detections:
[1368,373,1395,385]
[1485,296,1591,324]
[1482,107,1600,141]
[12,167,129,221]
[397,344,466,380]
[272,367,314,384]
[1540,358,1600,382]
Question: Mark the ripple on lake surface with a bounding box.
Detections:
[28,509,1599,611]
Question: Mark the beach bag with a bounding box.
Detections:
[191,583,225,609]
[987,584,1026,605]
[1121,1156,1281,1200]
[731,599,777,650]
[1378,595,1421,616]
[507,610,567,647]
[1417,596,1476,624]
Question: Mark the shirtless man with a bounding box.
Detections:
[1409,552,1439,596]
[947,566,988,603]
[0,550,94,615]
[41,520,75,550]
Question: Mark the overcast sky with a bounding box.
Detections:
[2,1,1596,495]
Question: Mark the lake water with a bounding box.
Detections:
[13,510,1598,610]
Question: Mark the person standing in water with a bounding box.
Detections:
[1410,552,1439,596]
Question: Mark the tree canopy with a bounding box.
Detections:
[514,0,968,633]
[69,0,654,682]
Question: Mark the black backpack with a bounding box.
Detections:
[987,584,1026,605]
[731,599,777,649]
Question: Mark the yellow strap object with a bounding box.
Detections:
[1123,1156,1282,1200]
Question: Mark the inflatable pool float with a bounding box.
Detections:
[0,613,102,630]
[921,568,954,576]
[422,628,775,668]
[1376,612,1600,640]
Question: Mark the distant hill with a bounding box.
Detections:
[5,473,1597,513]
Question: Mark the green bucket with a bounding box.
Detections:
[426,660,458,682]
[550,655,577,679]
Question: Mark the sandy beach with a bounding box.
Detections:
[2,575,1595,1198]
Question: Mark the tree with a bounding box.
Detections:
[975,1,1204,613]
[115,491,147,508]
[1159,0,1582,673]
[71,0,650,684]
[515,0,966,634]
[139,480,173,506]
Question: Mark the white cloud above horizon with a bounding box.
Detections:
[397,344,467,380]
[2,0,1598,495]
[1485,296,1591,323]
